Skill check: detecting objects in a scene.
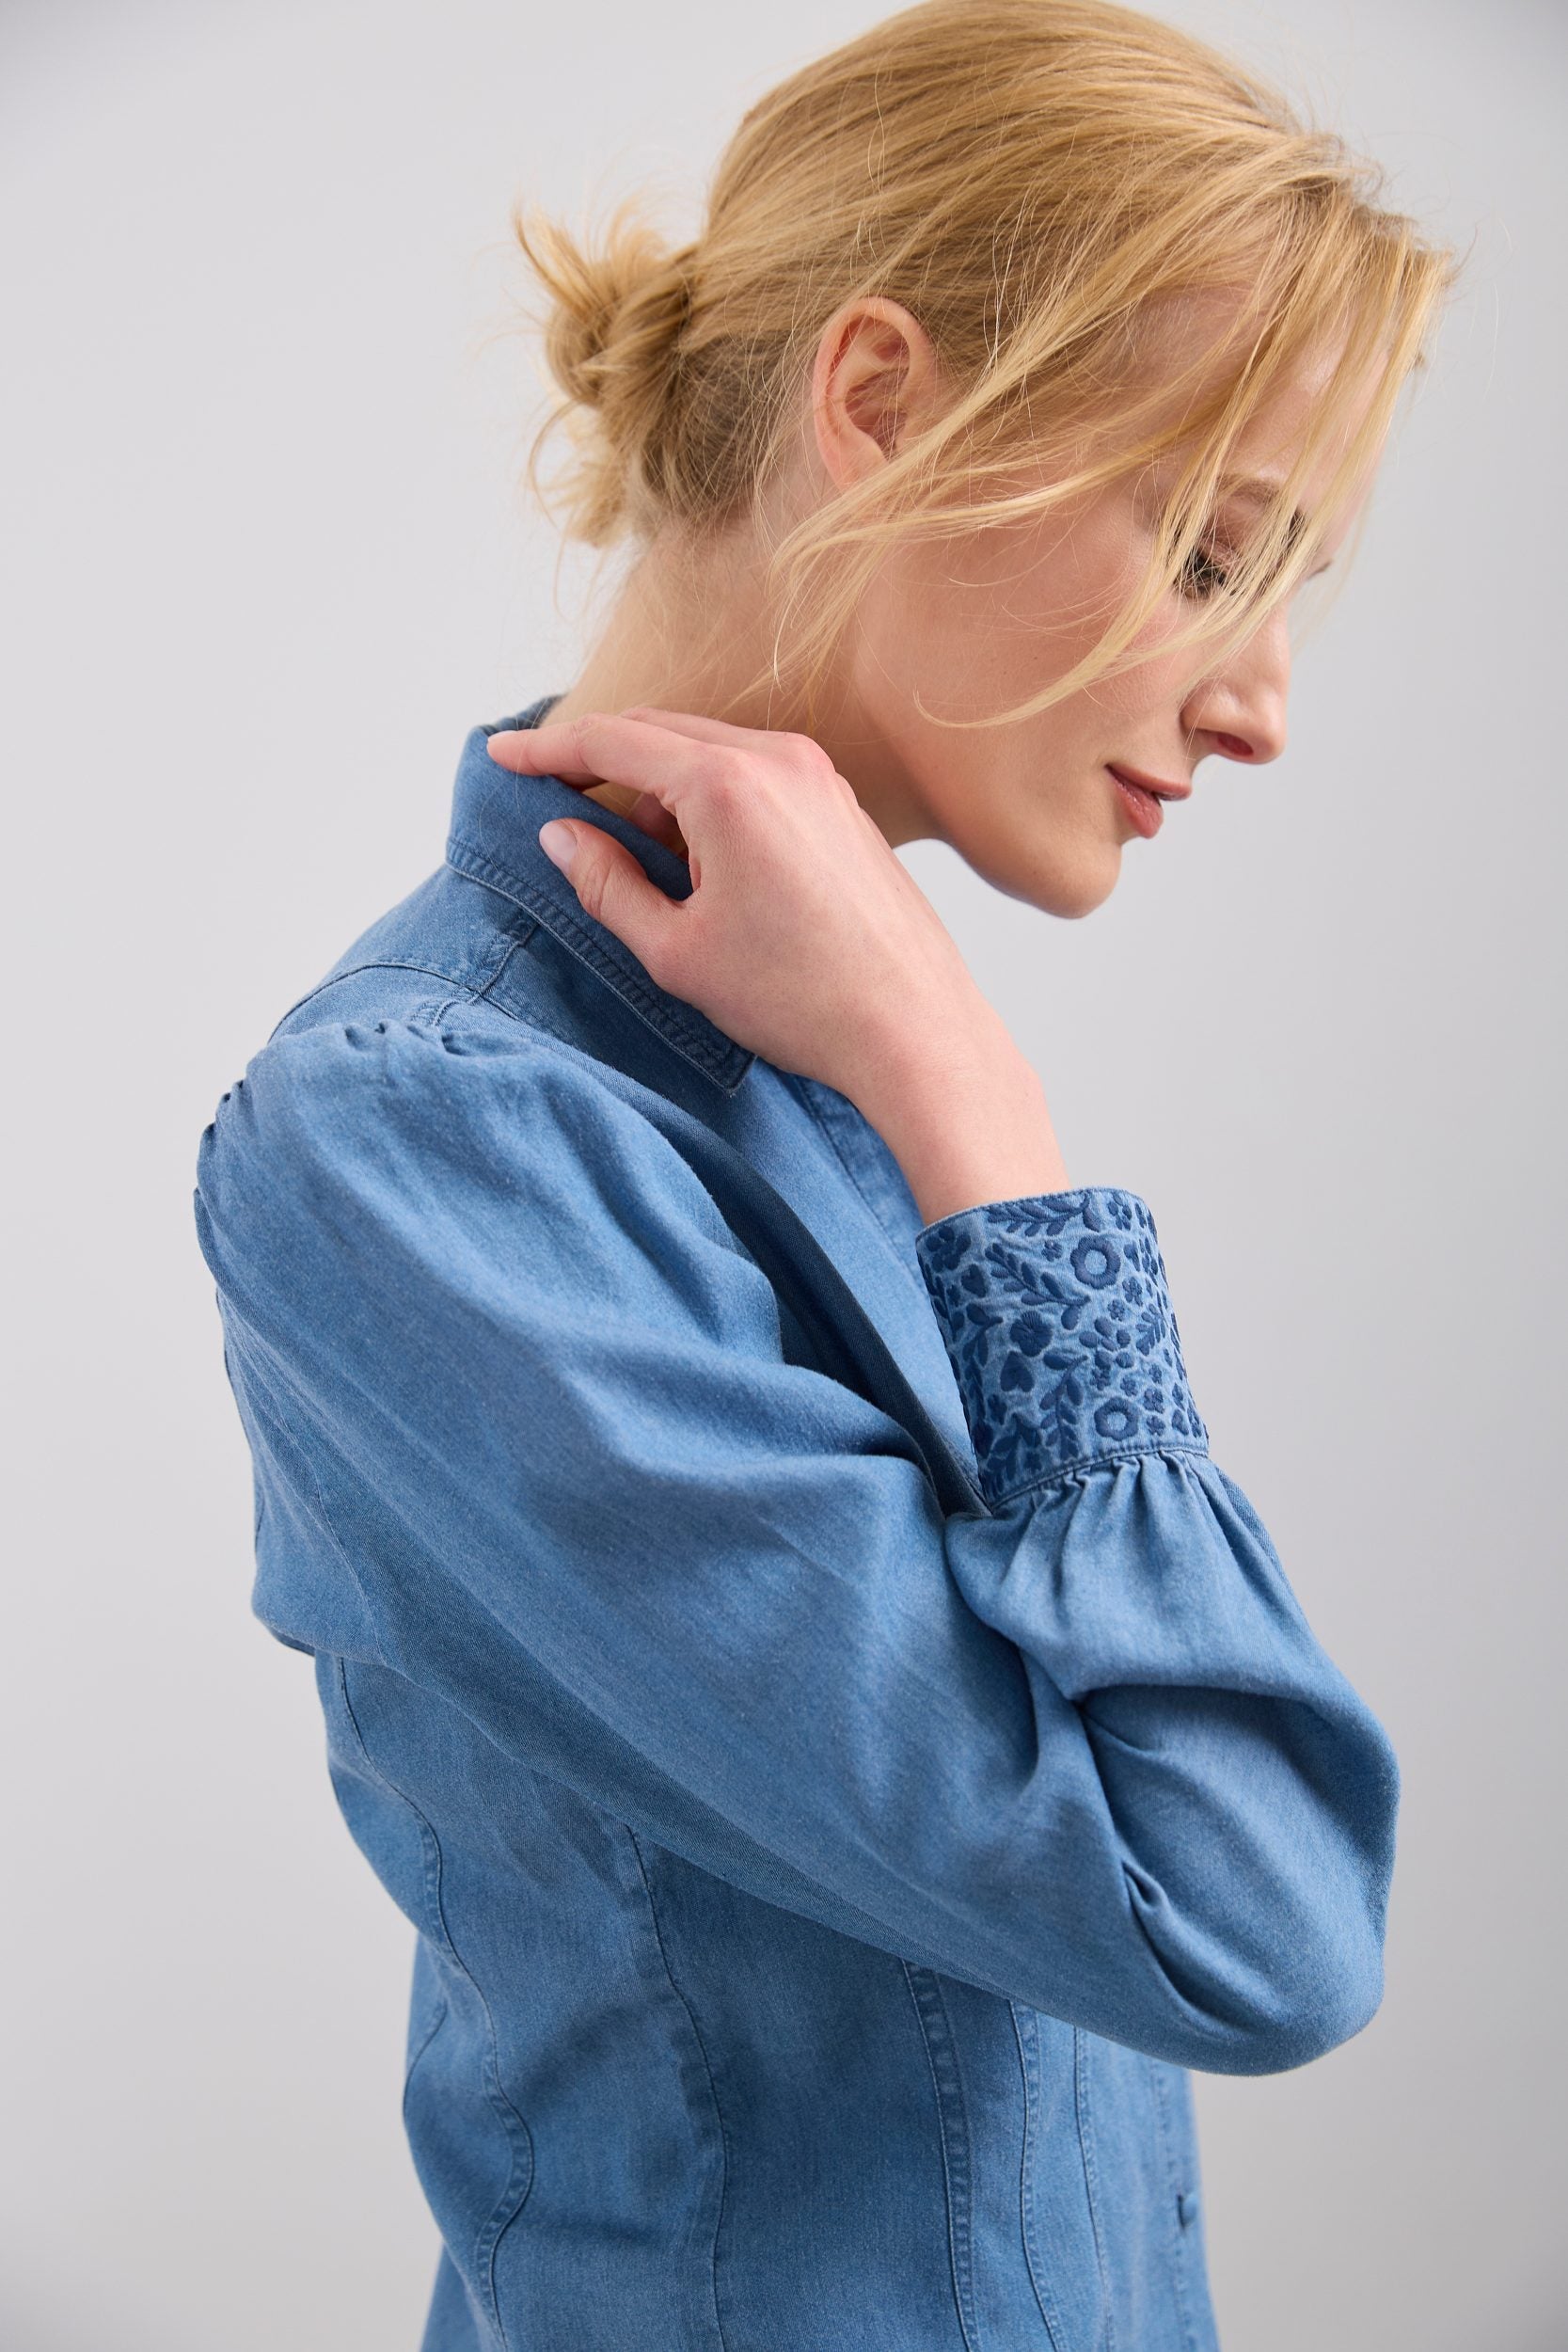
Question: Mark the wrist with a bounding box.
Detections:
[845,998,1020,1126]
[848,1027,1071,1228]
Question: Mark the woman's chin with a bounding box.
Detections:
[1056,860,1123,919]
[979,843,1122,920]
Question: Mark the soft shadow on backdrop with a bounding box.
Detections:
[3,3,1562,2346]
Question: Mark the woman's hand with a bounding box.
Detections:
[486,706,1010,1116]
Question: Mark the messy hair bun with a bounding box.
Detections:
[511,198,717,547]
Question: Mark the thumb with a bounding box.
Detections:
[538,820,682,976]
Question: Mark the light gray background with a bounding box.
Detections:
[4,3,1562,2346]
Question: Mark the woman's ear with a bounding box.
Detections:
[809,297,944,485]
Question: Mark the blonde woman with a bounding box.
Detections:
[195,4,1456,2345]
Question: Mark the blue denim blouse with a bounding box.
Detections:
[194,694,1399,2352]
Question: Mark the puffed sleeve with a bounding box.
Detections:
[193,1011,1399,2077]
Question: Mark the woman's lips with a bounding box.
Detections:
[1108,765,1164,836]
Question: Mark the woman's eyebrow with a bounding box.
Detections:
[1217,478,1335,576]
[1220,475,1309,535]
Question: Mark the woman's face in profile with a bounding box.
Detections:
[816,301,1386,919]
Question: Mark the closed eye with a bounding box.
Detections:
[1179,543,1335,600]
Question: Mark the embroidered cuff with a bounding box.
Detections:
[913,1186,1209,1504]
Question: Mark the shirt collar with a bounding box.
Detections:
[444,694,758,1096]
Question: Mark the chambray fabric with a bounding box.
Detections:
[193,692,1400,2352]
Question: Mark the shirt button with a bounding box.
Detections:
[1178,2190,1200,2229]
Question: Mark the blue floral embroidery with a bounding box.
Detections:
[913,1187,1209,1503]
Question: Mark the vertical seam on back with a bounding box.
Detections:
[335,1659,534,2350]
[625,1827,735,2352]
[903,1963,983,2352]
[1009,2001,1067,2352]
[1074,2029,1117,2352]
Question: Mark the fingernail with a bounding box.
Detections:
[487,731,521,758]
[538,820,577,873]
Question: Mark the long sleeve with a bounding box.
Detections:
[194,1010,1399,2078]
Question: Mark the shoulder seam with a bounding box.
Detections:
[268,956,509,1042]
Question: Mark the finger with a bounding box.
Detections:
[617,703,789,748]
[485,723,605,783]
[487,715,689,857]
[625,789,690,859]
[486,710,721,819]
[537,820,686,976]
[591,784,689,858]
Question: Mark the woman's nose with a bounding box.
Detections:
[1180,609,1291,765]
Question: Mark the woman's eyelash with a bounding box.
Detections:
[1178,542,1231,598]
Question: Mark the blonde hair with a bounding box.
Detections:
[507,0,1460,730]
